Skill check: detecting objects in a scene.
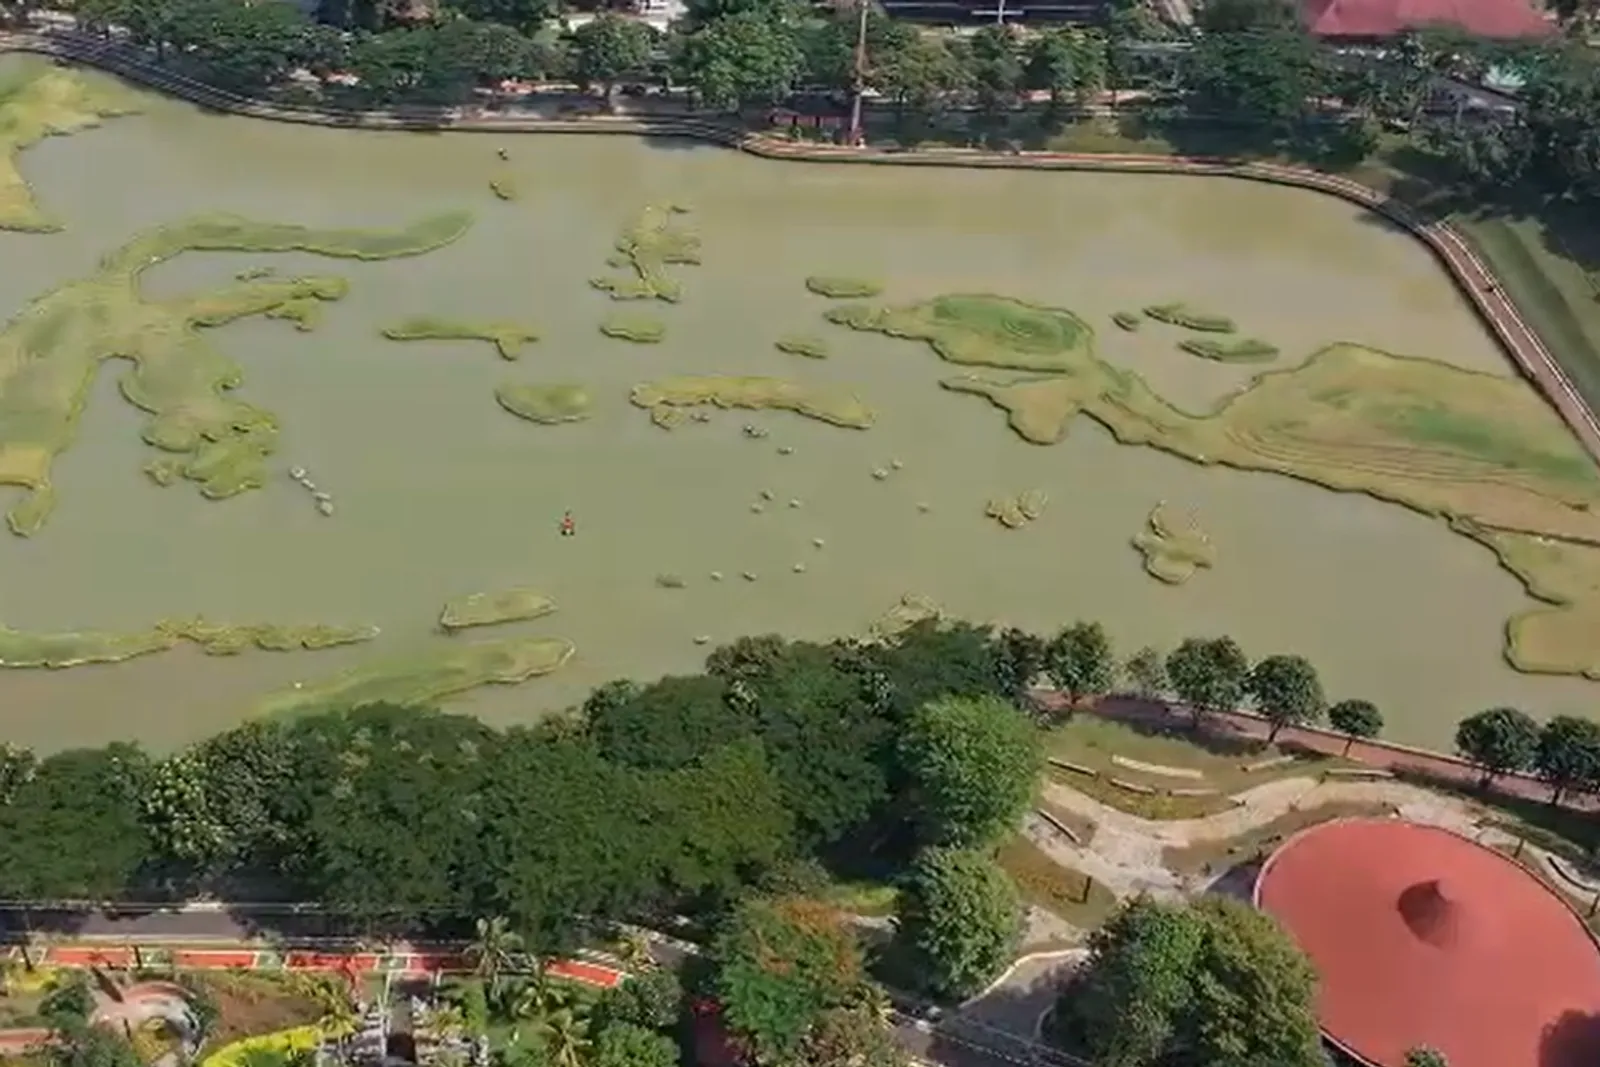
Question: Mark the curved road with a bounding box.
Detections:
[3,26,1597,467]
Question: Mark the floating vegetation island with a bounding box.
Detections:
[600,314,667,343]
[1143,303,1237,333]
[1180,338,1280,363]
[382,316,539,360]
[630,376,876,429]
[986,489,1048,529]
[806,276,884,299]
[0,210,474,537]
[440,588,558,632]
[495,383,592,424]
[1457,520,1600,679]
[865,593,944,643]
[827,295,1095,373]
[1112,312,1142,332]
[776,334,831,359]
[254,635,576,719]
[0,64,141,233]
[0,618,377,669]
[835,292,1600,678]
[1132,503,1216,584]
[590,203,700,302]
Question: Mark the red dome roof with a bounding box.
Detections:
[1254,818,1600,1067]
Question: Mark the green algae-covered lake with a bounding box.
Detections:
[2,58,1596,751]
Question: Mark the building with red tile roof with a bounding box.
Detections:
[1301,0,1550,38]
[1254,818,1600,1067]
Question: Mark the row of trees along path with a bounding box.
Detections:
[4,26,1598,469]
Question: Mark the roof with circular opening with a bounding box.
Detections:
[1253,817,1600,1067]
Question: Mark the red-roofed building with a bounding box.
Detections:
[1301,0,1551,39]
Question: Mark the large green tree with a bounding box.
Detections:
[0,746,151,900]
[1183,25,1327,134]
[1455,707,1540,786]
[679,9,805,111]
[587,675,746,771]
[1045,621,1114,707]
[1053,897,1322,1067]
[1249,654,1325,741]
[1327,699,1383,755]
[1534,714,1600,805]
[591,1022,678,1067]
[1166,637,1251,724]
[572,13,657,99]
[894,846,1022,1000]
[711,896,866,1064]
[900,694,1041,847]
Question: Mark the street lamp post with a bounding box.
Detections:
[847,0,871,147]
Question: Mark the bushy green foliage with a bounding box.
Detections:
[1052,897,1323,1067]
[900,694,1042,847]
[894,846,1023,1000]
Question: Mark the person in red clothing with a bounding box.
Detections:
[559,511,575,537]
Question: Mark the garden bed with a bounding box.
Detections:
[997,836,1119,930]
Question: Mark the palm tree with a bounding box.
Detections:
[465,916,523,996]
[508,970,580,1023]
[534,1009,590,1067]
[611,932,655,973]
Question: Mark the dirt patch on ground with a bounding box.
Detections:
[999,835,1120,930]
[188,972,325,1051]
[1161,800,1400,875]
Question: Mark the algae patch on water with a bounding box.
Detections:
[0,64,141,233]
[254,635,576,719]
[495,383,591,424]
[0,617,377,668]
[864,594,944,643]
[1143,303,1237,333]
[1112,311,1142,332]
[856,292,1600,679]
[600,315,666,343]
[631,376,875,429]
[1180,338,1280,363]
[806,276,883,299]
[985,489,1048,529]
[1457,521,1600,679]
[1132,503,1215,584]
[826,295,1094,374]
[590,203,701,302]
[382,316,538,360]
[0,210,474,537]
[776,335,831,359]
[439,588,558,632]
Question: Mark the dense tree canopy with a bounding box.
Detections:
[900,694,1042,847]
[894,846,1023,1000]
[1455,706,1541,786]
[1053,897,1323,1067]
[710,896,867,1063]
[0,746,152,900]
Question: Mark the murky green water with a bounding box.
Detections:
[1,61,1594,752]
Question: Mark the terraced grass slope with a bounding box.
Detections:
[834,293,1600,678]
[0,211,473,536]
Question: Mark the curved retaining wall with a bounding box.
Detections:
[7,28,1599,464]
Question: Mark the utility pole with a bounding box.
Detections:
[847,0,870,147]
